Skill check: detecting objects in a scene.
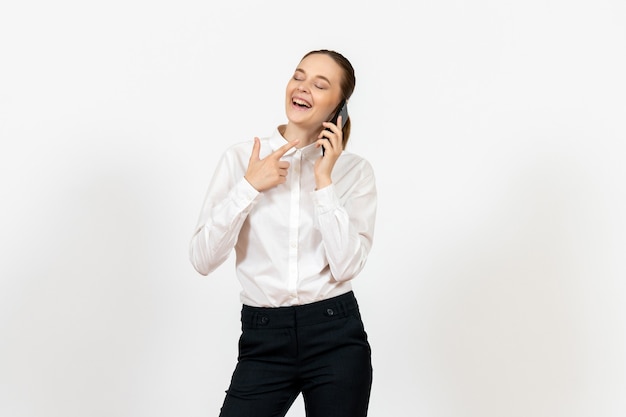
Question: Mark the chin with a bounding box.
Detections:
[287,110,310,125]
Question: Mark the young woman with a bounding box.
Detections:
[189,49,377,417]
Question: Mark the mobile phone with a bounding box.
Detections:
[322,100,348,156]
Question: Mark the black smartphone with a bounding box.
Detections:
[322,100,348,156]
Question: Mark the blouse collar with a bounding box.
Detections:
[269,126,322,163]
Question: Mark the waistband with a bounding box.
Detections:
[241,291,360,329]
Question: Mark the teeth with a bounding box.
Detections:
[293,98,311,108]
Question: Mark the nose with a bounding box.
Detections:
[297,82,308,93]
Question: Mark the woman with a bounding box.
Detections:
[189,49,377,417]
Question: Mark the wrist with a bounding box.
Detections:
[244,175,260,192]
[315,175,332,190]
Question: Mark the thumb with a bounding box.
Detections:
[249,137,261,162]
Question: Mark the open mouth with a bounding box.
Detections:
[292,98,311,108]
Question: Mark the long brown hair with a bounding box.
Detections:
[301,50,356,149]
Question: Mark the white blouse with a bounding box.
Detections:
[189,127,377,307]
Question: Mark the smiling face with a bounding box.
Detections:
[284,53,344,131]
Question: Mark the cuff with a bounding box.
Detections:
[312,183,340,214]
[232,177,261,209]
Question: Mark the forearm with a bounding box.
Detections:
[313,182,376,282]
[317,210,373,281]
[189,178,259,275]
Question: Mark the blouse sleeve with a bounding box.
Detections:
[189,150,260,276]
[312,161,377,282]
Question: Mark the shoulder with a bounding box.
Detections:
[222,138,254,156]
[221,134,275,159]
[209,139,255,176]
[337,150,375,177]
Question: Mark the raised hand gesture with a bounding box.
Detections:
[244,137,299,192]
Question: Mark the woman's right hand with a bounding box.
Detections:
[244,137,299,192]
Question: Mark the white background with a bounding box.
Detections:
[1,1,625,416]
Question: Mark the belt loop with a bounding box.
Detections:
[342,292,355,316]
[341,297,348,317]
[334,300,341,318]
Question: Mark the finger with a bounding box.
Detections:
[277,161,290,169]
[323,119,339,129]
[272,139,299,159]
[316,138,333,154]
[320,126,338,143]
[318,128,339,147]
[322,120,343,136]
[320,122,334,134]
[249,137,261,162]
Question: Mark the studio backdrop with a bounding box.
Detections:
[1,1,625,416]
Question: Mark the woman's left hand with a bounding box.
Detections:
[314,115,343,189]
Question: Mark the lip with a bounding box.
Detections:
[291,95,312,109]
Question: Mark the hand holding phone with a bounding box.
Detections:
[322,100,348,156]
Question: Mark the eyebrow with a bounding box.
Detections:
[295,68,331,85]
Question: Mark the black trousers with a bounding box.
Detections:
[218,291,372,417]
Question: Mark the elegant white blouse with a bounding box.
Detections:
[190,127,377,307]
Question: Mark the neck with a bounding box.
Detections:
[279,123,320,148]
